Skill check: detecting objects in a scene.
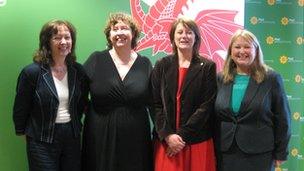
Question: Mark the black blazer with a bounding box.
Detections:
[13,62,89,143]
[215,70,291,160]
[151,55,217,144]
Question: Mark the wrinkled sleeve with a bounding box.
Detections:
[272,73,291,160]
[13,69,35,135]
[151,59,174,141]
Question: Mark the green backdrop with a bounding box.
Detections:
[0,0,303,170]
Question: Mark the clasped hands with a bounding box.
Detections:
[165,134,185,157]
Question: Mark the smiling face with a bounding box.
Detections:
[174,23,195,53]
[109,20,133,49]
[230,36,256,73]
[50,25,72,59]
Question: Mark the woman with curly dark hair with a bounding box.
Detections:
[81,12,153,171]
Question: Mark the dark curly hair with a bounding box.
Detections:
[104,12,140,49]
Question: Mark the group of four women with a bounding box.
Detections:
[13,12,291,171]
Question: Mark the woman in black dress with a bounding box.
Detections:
[81,12,153,171]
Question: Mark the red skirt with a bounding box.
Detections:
[154,138,216,171]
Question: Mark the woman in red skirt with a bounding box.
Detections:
[151,18,217,171]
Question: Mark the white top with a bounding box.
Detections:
[53,74,71,123]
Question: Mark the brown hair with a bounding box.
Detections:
[222,29,270,83]
[169,18,201,57]
[33,19,76,64]
[104,12,140,49]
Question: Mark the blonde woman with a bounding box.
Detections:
[215,29,291,171]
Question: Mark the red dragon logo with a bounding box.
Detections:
[130,0,243,71]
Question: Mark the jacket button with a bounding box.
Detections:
[181,100,185,105]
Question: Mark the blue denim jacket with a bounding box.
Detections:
[13,62,89,143]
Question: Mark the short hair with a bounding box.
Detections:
[169,18,201,57]
[222,29,270,83]
[104,12,140,49]
[33,19,77,64]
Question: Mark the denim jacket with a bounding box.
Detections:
[13,62,89,143]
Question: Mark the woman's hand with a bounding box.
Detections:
[274,160,285,167]
[165,134,185,157]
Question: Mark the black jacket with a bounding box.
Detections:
[151,55,217,144]
[13,62,89,143]
[215,70,291,160]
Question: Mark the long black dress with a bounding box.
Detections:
[82,50,153,171]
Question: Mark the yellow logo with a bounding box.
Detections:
[281,17,289,25]
[268,0,276,5]
[299,0,304,6]
[296,37,303,45]
[293,112,301,120]
[250,16,258,25]
[279,55,288,64]
[266,36,274,44]
[275,167,282,171]
[291,148,298,157]
[295,74,302,83]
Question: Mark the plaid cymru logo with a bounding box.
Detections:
[279,55,288,64]
[291,148,299,157]
[266,36,274,44]
[250,16,258,25]
[281,17,289,25]
[296,36,303,45]
[267,0,276,5]
[293,112,301,120]
[295,74,302,83]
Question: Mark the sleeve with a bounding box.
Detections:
[150,59,174,141]
[13,68,36,135]
[83,51,98,80]
[271,72,291,160]
[177,62,217,142]
[145,57,155,123]
[77,64,90,116]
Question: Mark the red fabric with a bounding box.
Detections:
[154,68,216,171]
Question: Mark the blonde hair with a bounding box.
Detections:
[222,29,270,83]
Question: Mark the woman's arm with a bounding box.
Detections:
[13,68,36,135]
[151,59,174,141]
[271,72,291,161]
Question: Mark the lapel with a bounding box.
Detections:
[67,64,77,103]
[237,77,260,116]
[220,80,234,118]
[181,56,202,93]
[41,64,58,100]
[166,55,178,100]
[41,63,77,102]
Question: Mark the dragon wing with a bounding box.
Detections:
[195,9,243,59]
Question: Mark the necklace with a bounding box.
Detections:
[110,49,137,66]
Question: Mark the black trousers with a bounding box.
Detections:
[26,122,81,171]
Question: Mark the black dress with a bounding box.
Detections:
[82,50,153,171]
